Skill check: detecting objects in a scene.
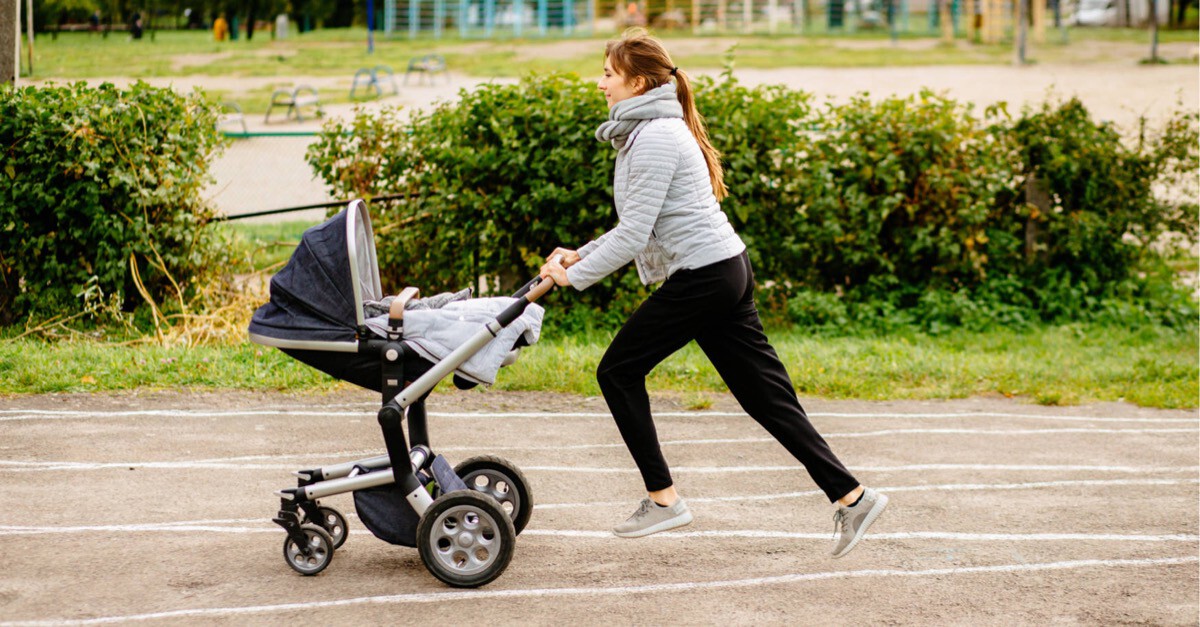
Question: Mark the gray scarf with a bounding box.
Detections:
[595,83,684,150]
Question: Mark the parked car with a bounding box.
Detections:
[1074,0,1117,25]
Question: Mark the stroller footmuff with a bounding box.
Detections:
[248,200,550,587]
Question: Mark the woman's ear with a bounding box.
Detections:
[633,75,647,94]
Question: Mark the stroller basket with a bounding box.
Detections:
[249,200,549,587]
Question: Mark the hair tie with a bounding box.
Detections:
[670,67,678,76]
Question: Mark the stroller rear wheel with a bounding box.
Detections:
[454,455,533,535]
[417,491,515,588]
[304,505,349,549]
[283,524,335,576]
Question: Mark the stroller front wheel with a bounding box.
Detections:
[283,524,335,576]
[417,491,515,588]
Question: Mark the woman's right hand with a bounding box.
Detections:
[549,248,581,268]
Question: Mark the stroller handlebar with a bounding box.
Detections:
[525,253,561,302]
[523,254,562,303]
[525,276,555,303]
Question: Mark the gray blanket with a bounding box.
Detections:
[364,296,544,386]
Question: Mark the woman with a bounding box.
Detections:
[539,30,887,558]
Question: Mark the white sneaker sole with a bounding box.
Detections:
[832,493,889,558]
[613,510,694,538]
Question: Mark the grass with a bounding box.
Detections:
[217,219,315,271]
[26,24,1198,82]
[1,322,1195,408]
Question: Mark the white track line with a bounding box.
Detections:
[0,460,1196,474]
[522,530,1200,542]
[534,478,1200,509]
[1,557,1194,626]
[523,464,1200,474]
[440,427,1199,451]
[2,520,1194,544]
[0,478,1193,531]
[3,521,1197,546]
[0,409,1195,423]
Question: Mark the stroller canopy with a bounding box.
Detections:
[249,201,382,352]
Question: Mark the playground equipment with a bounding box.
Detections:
[379,0,1063,39]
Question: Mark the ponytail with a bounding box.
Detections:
[606,29,728,202]
[672,69,728,202]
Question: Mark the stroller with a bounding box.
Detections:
[248,200,553,587]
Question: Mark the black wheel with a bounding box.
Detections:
[454,455,533,535]
[417,491,515,588]
[304,506,348,549]
[282,524,334,576]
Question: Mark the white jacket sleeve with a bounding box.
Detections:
[566,129,680,291]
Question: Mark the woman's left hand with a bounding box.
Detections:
[539,256,572,287]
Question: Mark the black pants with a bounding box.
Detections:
[596,251,860,503]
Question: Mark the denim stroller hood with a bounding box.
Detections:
[249,210,375,344]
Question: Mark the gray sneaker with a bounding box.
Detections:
[831,488,889,558]
[613,498,694,538]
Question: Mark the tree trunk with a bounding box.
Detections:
[245,0,257,39]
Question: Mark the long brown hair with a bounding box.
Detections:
[605,28,728,201]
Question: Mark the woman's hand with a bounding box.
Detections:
[540,254,572,287]
[549,248,581,268]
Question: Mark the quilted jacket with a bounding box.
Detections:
[565,83,745,291]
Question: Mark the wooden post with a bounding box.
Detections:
[990,0,1002,43]
[768,0,777,31]
[1032,0,1044,43]
[1148,0,1160,61]
[692,0,700,32]
[717,0,727,30]
[940,0,953,41]
[1014,0,1027,63]
[1,0,15,82]
[965,0,976,40]
[742,0,752,31]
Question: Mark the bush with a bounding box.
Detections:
[783,90,1021,299]
[786,290,849,328]
[0,81,229,325]
[307,72,1197,332]
[1003,98,1198,307]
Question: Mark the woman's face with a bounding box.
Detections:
[599,57,641,109]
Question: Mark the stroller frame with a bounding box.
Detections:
[252,200,552,587]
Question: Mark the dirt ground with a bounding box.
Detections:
[0,389,1196,624]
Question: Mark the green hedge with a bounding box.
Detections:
[307,72,1198,331]
[0,81,229,326]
